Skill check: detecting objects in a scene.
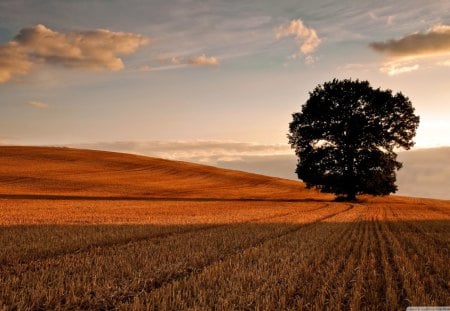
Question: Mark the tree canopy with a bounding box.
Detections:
[288,79,420,201]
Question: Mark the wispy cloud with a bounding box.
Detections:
[157,53,219,68]
[28,101,49,108]
[0,24,149,83]
[437,59,450,66]
[188,54,219,66]
[370,24,450,75]
[73,140,291,164]
[368,11,395,26]
[380,62,419,76]
[135,65,152,72]
[276,19,321,62]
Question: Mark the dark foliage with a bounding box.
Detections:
[288,79,420,201]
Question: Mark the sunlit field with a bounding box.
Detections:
[1,147,449,310]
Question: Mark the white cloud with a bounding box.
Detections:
[28,101,49,108]
[276,19,321,60]
[158,53,219,67]
[0,24,149,83]
[368,11,395,26]
[380,63,419,76]
[72,140,291,164]
[189,54,219,66]
[437,59,450,66]
[304,55,317,65]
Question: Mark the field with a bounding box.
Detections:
[0,147,449,310]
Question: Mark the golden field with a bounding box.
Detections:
[0,146,449,310]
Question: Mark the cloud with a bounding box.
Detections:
[188,54,219,66]
[169,57,182,65]
[304,55,317,65]
[72,140,290,164]
[437,59,450,66]
[28,101,48,108]
[368,11,395,26]
[218,154,297,180]
[276,19,321,59]
[380,63,419,76]
[0,24,149,83]
[0,42,33,83]
[157,53,219,68]
[134,65,152,72]
[370,24,450,59]
[369,24,450,75]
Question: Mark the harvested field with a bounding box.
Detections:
[0,147,449,310]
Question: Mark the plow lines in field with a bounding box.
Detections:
[1,200,449,310]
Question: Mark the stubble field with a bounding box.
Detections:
[0,147,449,310]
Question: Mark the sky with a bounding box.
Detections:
[1,0,450,198]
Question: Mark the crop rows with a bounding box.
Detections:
[1,200,449,310]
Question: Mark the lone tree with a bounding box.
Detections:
[288,79,419,201]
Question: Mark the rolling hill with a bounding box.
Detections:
[0,146,324,200]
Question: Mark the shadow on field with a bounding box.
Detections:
[1,219,449,266]
[1,219,449,309]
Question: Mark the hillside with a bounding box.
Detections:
[0,146,324,200]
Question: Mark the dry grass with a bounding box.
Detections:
[0,146,322,200]
[0,147,449,310]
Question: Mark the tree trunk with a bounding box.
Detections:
[346,192,357,201]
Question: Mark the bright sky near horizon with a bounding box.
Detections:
[1,0,450,150]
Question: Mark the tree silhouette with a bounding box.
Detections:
[288,79,420,201]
